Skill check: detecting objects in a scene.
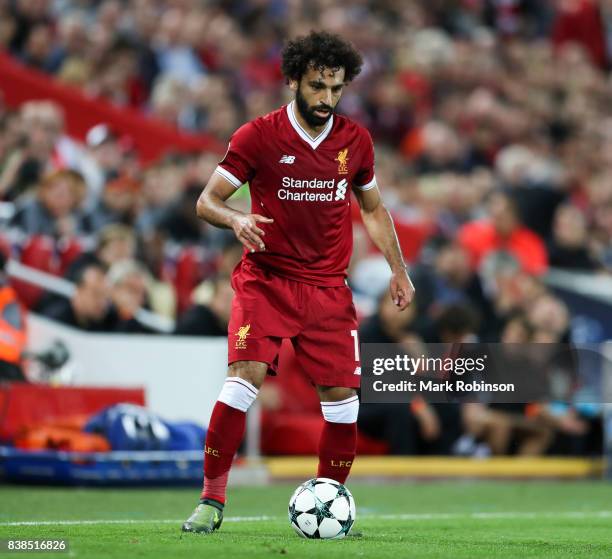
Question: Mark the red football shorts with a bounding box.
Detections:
[228,260,361,388]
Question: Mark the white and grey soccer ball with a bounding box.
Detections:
[288,478,356,539]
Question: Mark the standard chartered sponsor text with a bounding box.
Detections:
[278,177,336,202]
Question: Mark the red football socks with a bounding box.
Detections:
[200,401,246,504]
[317,420,357,484]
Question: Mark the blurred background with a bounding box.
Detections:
[1,0,612,484]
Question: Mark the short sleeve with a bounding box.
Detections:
[215,122,259,188]
[353,129,377,191]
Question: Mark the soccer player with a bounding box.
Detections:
[182,31,415,533]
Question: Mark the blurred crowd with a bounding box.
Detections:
[1,0,611,456]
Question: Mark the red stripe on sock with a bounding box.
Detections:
[201,471,229,504]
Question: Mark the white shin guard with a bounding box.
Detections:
[320,395,359,424]
[217,377,259,412]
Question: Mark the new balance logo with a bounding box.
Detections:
[279,155,296,164]
[335,178,348,201]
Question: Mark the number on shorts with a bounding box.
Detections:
[350,329,360,361]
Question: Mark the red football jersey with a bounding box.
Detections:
[215,101,376,287]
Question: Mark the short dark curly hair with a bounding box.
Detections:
[281,31,363,84]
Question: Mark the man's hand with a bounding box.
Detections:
[231,213,274,252]
[390,267,415,310]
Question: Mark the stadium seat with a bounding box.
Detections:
[0,383,146,443]
[13,236,58,308]
[57,239,84,275]
[173,247,206,314]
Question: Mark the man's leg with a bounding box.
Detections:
[182,361,267,533]
[316,386,359,484]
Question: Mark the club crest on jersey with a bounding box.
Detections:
[335,148,349,175]
[235,324,250,349]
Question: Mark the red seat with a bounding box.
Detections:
[13,235,58,308]
[173,247,206,314]
[57,238,83,275]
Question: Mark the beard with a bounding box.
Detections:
[295,87,334,128]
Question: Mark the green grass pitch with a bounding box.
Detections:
[1,481,612,558]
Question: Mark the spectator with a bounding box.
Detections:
[38,261,118,332]
[80,124,127,200]
[0,103,57,201]
[434,303,480,343]
[10,169,91,238]
[155,184,210,244]
[9,0,51,54]
[76,224,137,272]
[174,275,233,336]
[359,291,426,344]
[136,156,184,236]
[552,0,607,69]
[19,23,54,71]
[89,175,141,230]
[107,259,156,333]
[69,224,177,320]
[0,7,17,50]
[461,317,554,457]
[153,9,206,86]
[413,121,466,174]
[548,204,599,270]
[411,238,495,337]
[458,191,549,275]
[527,293,570,342]
[47,12,89,75]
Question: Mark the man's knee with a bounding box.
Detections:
[317,386,359,424]
[317,385,357,403]
[228,361,268,389]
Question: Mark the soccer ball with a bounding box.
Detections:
[288,478,356,539]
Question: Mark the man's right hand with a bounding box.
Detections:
[231,213,274,252]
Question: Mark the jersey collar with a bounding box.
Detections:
[286,101,334,150]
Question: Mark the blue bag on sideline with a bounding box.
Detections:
[84,404,206,451]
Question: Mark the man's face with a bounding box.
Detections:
[489,194,518,237]
[98,238,135,267]
[292,66,346,128]
[74,267,109,322]
[40,177,75,218]
[436,244,470,284]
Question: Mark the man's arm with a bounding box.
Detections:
[196,173,273,253]
[353,185,415,310]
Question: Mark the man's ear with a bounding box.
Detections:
[289,79,298,92]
